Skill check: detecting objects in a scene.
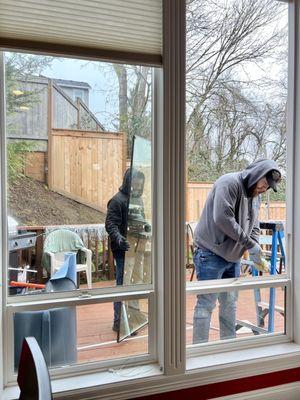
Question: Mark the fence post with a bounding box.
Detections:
[47,80,53,187]
[35,228,45,282]
[77,98,81,130]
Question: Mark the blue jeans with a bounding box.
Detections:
[113,254,124,328]
[193,247,240,343]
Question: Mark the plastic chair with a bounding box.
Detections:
[17,337,53,400]
[14,273,77,371]
[14,307,77,370]
[43,229,92,289]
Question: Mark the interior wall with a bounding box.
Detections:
[136,367,300,400]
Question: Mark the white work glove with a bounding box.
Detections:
[253,258,270,273]
[248,242,263,265]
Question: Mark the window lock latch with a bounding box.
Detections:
[78,291,92,298]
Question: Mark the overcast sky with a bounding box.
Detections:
[42,0,288,131]
[44,58,119,130]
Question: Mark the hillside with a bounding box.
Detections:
[8,176,106,226]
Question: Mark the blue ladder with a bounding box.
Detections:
[253,221,285,332]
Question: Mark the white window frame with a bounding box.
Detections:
[0,52,158,386]
[186,278,292,359]
[2,0,300,399]
[184,0,294,358]
[4,292,156,383]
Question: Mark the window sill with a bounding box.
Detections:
[186,342,300,379]
[4,343,300,400]
[3,363,163,400]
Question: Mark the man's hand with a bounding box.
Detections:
[116,234,130,251]
[248,242,263,265]
[144,223,151,233]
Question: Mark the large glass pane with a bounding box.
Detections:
[117,135,152,339]
[119,299,149,342]
[13,299,149,371]
[185,0,288,301]
[187,286,285,346]
[5,52,153,297]
[125,135,152,287]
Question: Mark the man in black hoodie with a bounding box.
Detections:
[105,168,145,332]
[193,159,281,343]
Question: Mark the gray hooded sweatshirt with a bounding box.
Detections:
[193,159,281,262]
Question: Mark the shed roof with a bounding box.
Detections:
[53,78,91,90]
[17,75,91,90]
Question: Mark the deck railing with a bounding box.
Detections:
[51,81,104,131]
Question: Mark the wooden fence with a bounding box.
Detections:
[186,182,286,222]
[49,129,126,213]
[47,80,126,212]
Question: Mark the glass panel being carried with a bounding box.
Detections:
[118,135,152,340]
[125,135,152,286]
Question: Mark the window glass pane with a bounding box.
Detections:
[185,0,288,291]
[5,52,153,297]
[187,286,285,346]
[13,299,149,371]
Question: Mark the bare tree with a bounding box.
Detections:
[186,0,288,181]
[188,81,261,180]
[5,53,53,115]
[113,65,128,133]
[111,64,151,157]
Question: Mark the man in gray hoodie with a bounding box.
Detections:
[193,159,281,343]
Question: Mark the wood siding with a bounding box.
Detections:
[52,84,78,130]
[49,129,125,213]
[6,77,99,140]
[7,79,48,140]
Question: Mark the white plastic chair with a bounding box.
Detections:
[44,229,92,289]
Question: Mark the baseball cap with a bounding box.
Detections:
[266,170,281,192]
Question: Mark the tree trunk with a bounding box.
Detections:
[113,65,128,133]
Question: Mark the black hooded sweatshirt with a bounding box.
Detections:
[105,169,131,254]
[105,169,145,254]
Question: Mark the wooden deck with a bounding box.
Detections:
[75,277,285,365]
[76,299,149,364]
